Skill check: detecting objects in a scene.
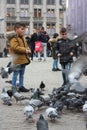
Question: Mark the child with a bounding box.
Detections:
[49,33,61,71]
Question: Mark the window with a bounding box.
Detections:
[34,9,42,17]
[47,23,56,35]
[7,8,15,16]
[34,23,42,30]
[7,0,15,4]
[47,9,55,17]
[59,0,62,5]
[20,0,29,4]
[20,8,29,17]
[6,22,15,31]
[34,0,42,5]
[47,0,55,5]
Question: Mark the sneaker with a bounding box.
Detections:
[18,86,29,92]
[52,68,56,71]
[56,68,61,71]
[62,82,66,86]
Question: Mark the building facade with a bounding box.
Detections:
[0,0,66,36]
[66,0,87,35]
[0,0,66,55]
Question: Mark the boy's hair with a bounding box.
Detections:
[60,27,67,33]
[14,22,26,30]
[53,33,59,38]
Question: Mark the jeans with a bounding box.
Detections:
[61,63,71,84]
[42,42,47,60]
[12,64,26,88]
[38,52,42,60]
[53,59,58,69]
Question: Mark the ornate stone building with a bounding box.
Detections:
[0,0,66,54]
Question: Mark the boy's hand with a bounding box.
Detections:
[57,53,62,57]
[26,49,31,54]
[70,52,73,56]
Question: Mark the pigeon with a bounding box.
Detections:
[64,97,77,110]
[0,67,9,78]
[24,105,35,122]
[0,88,12,106]
[5,80,12,84]
[29,99,44,110]
[52,96,66,114]
[5,79,19,88]
[31,88,44,100]
[7,89,13,98]
[0,64,21,78]
[36,114,49,130]
[46,107,60,121]
[68,55,87,85]
[83,68,87,76]
[39,81,45,91]
[83,101,87,113]
[40,95,51,106]
[12,87,29,102]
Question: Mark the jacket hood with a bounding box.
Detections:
[6,31,17,41]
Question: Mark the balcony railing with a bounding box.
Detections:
[19,16,30,21]
[33,17,43,21]
[46,17,56,22]
[6,16,16,21]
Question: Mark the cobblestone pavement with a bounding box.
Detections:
[0,57,87,130]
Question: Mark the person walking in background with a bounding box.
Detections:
[55,27,75,86]
[49,33,61,71]
[8,22,31,92]
[3,47,8,57]
[39,27,49,61]
[73,33,79,59]
[29,29,38,60]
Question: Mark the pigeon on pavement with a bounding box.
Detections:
[36,114,49,130]
[0,88,12,106]
[39,81,46,91]
[46,107,60,121]
[24,104,35,122]
[12,87,29,102]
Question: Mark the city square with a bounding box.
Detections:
[0,0,87,130]
[0,57,87,130]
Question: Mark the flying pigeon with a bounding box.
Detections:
[46,107,60,121]
[0,64,21,78]
[36,114,49,130]
[5,79,19,88]
[62,55,87,93]
[0,88,12,106]
[68,55,87,85]
[24,105,35,122]
[39,81,46,91]
[82,101,87,129]
[83,101,87,113]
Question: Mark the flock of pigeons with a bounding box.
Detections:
[0,55,87,129]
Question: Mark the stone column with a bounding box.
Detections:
[42,0,46,30]
[29,0,33,34]
[55,0,60,33]
[0,0,6,34]
[16,0,20,21]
